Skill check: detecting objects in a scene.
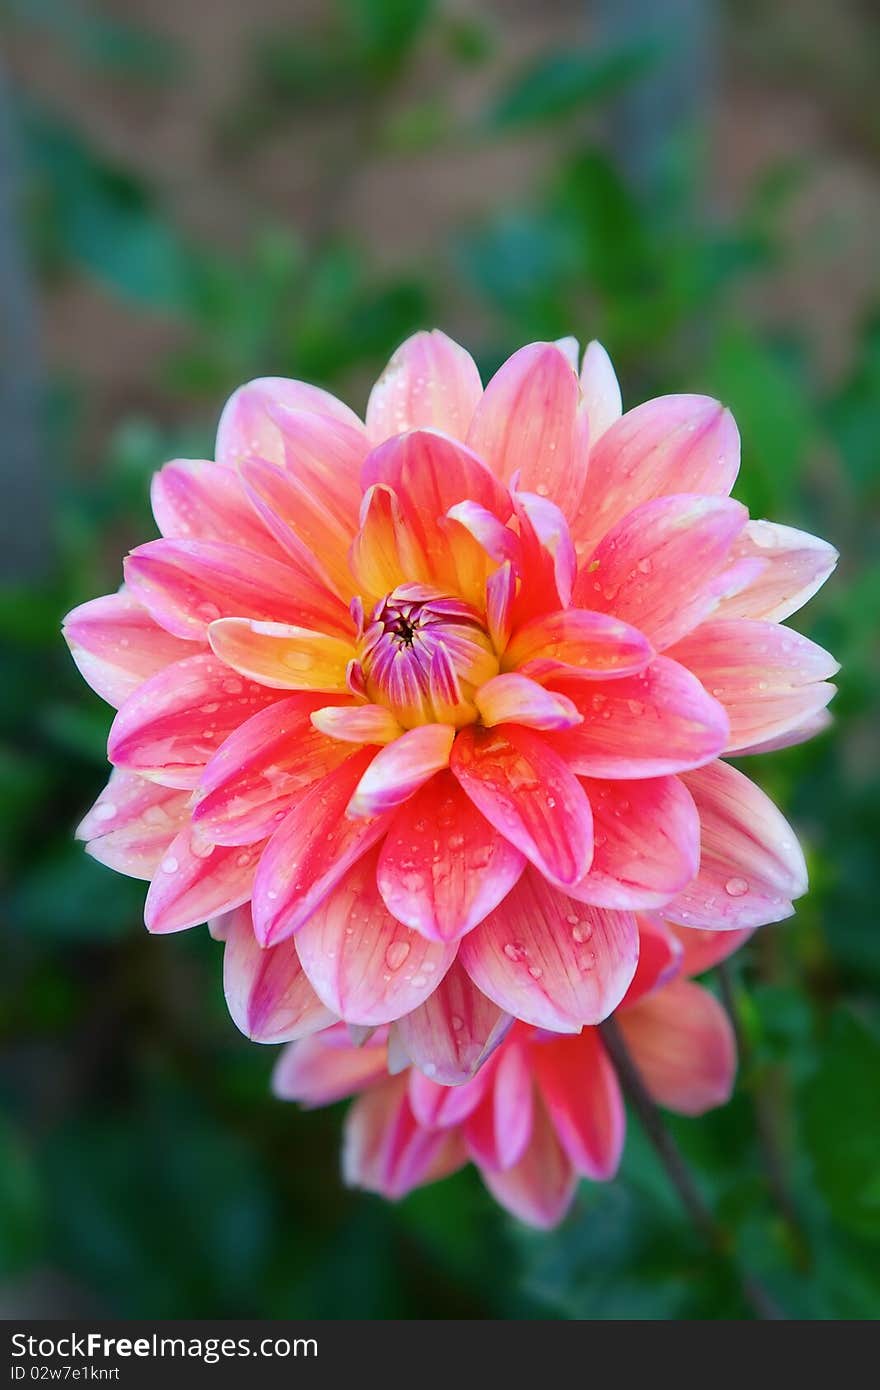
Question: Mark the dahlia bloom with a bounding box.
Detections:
[64,330,837,1055]
[272,917,741,1228]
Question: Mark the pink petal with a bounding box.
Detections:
[107,652,283,789]
[504,609,653,684]
[310,703,403,745]
[365,330,483,443]
[547,657,728,778]
[77,769,190,879]
[466,342,587,519]
[666,759,808,931]
[464,1040,534,1170]
[343,1076,463,1199]
[252,749,393,946]
[143,827,265,935]
[618,915,684,1008]
[734,707,832,755]
[475,673,582,732]
[508,491,576,624]
[459,869,638,1031]
[294,849,456,1026]
[192,694,352,844]
[349,483,430,601]
[222,903,334,1043]
[714,520,838,622]
[408,1064,492,1130]
[62,591,196,709]
[573,494,748,648]
[570,395,739,559]
[580,340,622,442]
[377,770,525,943]
[480,1096,577,1229]
[216,376,365,469]
[668,922,754,977]
[619,978,736,1115]
[150,458,285,559]
[208,618,355,693]
[486,561,516,653]
[668,619,838,753]
[394,957,512,1084]
[531,1029,625,1178]
[569,775,700,911]
[124,538,349,642]
[450,724,593,887]
[347,724,454,819]
[272,1030,389,1107]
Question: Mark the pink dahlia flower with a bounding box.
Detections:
[64,331,837,1047]
[272,917,741,1228]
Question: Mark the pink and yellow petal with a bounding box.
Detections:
[208,618,355,693]
[63,591,196,709]
[365,330,483,443]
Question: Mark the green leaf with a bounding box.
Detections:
[486,43,657,130]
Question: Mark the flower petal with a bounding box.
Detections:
[108,652,283,789]
[734,708,832,756]
[509,491,577,624]
[475,673,582,732]
[450,724,593,887]
[464,1040,534,1170]
[77,769,189,879]
[407,1063,492,1130]
[713,520,838,622]
[547,657,729,778]
[343,1076,463,1199]
[480,1095,577,1229]
[668,922,754,977]
[531,1029,624,1179]
[365,330,483,443]
[222,903,334,1043]
[193,694,352,844]
[347,724,455,818]
[570,395,739,559]
[348,483,430,600]
[124,538,349,641]
[216,376,365,468]
[666,759,808,930]
[252,749,393,946]
[272,1030,388,1107]
[144,828,265,934]
[569,775,700,910]
[294,849,456,1025]
[574,494,748,648]
[394,957,512,1084]
[62,592,196,709]
[208,618,355,693]
[619,978,736,1114]
[580,339,622,442]
[618,915,684,1008]
[504,609,653,683]
[466,342,587,519]
[310,703,403,745]
[376,770,525,943]
[151,458,284,559]
[459,870,639,1031]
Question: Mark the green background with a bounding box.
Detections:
[1,0,878,1318]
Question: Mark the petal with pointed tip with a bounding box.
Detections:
[580,340,622,442]
[223,903,334,1043]
[347,724,454,818]
[713,520,838,622]
[216,376,365,468]
[272,1031,388,1106]
[475,673,582,731]
[568,776,700,910]
[144,828,265,934]
[365,330,483,443]
[77,769,189,879]
[480,1096,577,1229]
[531,1029,624,1178]
[504,609,652,684]
[311,703,402,745]
[151,458,284,558]
[208,618,355,693]
[62,591,196,709]
[394,958,512,1084]
[464,1041,534,1170]
[620,978,736,1114]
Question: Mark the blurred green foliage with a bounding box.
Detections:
[1,0,878,1319]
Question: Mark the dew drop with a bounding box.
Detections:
[94,802,117,822]
[725,877,749,898]
[385,941,411,971]
[161,855,179,874]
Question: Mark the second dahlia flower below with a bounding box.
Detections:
[64,329,837,1048]
[272,917,740,1228]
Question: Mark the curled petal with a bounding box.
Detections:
[569,775,700,910]
[475,673,583,731]
[108,652,283,789]
[459,870,639,1031]
[510,490,577,623]
[365,330,483,443]
[714,520,838,622]
[208,618,355,693]
[377,770,525,943]
[272,1030,388,1107]
[193,694,352,844]
[394,958,512,1085]
[77,769,189,879]
[151,458,284,559]
[531,1029,624,1179]
[222,904,334,1043]
[580,339,622,442]
[252,749,393,946]
[570,395,739,559]
[548,658,729,778]
[480,1096,577,1229]
[311,703,403,745]
[574,494,748,648]
[466,342,587,519]
[464,1041,534,1171]
[295,850,456,1026]
[504,609,653,684]
[619,978,736,1115]
[451,724,593,887]
[125,538,349,642]
[667,760,808,931]
[62,592,195,709]
[668,619,838,753]
[486,561,516,655]
[349,484,429,600]
[347,724,454,819]
[144,828,265,935]
[216,376,365,469]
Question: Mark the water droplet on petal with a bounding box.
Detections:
[725,877,749,897]
[385,940,411,970]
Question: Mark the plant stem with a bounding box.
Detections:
[598,1015,784,1320]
